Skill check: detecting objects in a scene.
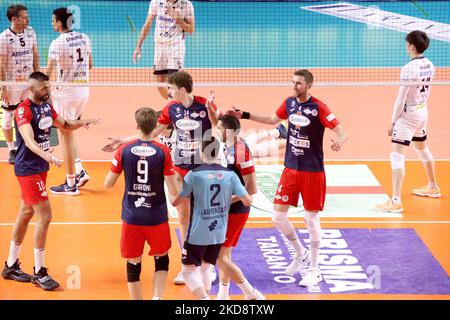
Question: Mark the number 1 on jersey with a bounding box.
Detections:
[76,48,84,62]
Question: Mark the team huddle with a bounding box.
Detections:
[0,2,441,299]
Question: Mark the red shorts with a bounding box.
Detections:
[223,213,249,247]
[16,172,48,206]
[173,165,190,178]
[120,221,171,258]
[274,168,326,211]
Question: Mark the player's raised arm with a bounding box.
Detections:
[206,91,220,127]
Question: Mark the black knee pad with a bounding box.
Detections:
[154,254,169,272]
[127,262,141,282]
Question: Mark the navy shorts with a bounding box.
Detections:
[182,242,222,266]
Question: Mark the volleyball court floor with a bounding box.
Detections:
[0,84,449,300]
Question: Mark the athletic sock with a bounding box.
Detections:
[7,241,21,267]
[237,278,254,297]
[34,248,45,273]
[67,174,76,187]
[216,282,230,300]
[75,159,84,175]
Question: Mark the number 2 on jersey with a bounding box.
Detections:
[210,184,221,207]
[137,159,148,183]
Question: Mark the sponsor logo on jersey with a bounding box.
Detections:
[289,114,310,127]
[191,112,200,119]
[311,109,318,117]
[291,146,304,156]
[207,172,224,180]
[134,197,152,208]
[303,108,312,115]
[326,114,336,122]
[131,146,157,157]
[289,136,310,148]
[208,220,218,232]
[11,50,31,57]
[38,141,50,151]
[199,111,207,118]
[18,107,25,118]
[176,118,200,130]
[38,116,53,130]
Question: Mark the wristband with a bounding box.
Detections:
[242,111,251,119]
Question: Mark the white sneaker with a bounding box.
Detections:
[285,248,310,275]
[211,265,217,282]
[299,269,322,287]
[173,271,185,285]
[245,288,266,300]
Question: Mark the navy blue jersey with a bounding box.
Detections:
[276,96,339,172]
[111,139,174,226]
[14,98,58,176]
[180,164,248,245]
[158,96,219,170]
[224,139,255,214]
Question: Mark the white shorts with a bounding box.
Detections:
[153,42,185,74]
[52,97,89,121]
[5,86,28,107]
[392,109,428,146]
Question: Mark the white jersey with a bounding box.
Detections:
[0,27,36,91]
[48,31,91,99]
[158,127,176,156]
[148,0,194,44]
[400,57,435,109]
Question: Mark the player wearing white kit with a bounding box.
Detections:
[375,30,441,213]
[0,4,39,164]
[133,0,195,99]
[46,7,93,196]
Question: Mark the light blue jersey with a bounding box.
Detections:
[180,163,248,245]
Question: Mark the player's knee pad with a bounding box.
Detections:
[272,211,295,237]
[305,211,321,242]
[390,152,405,171]
[181,265,203,292]
[414,147,433,163]
[1,109,14,130]
[154,254,169,272]
[126,261,142,283]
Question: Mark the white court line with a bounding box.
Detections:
[0,220,449,226]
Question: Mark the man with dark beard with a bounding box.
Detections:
[227,69,348,287]
[1,72,99,291]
